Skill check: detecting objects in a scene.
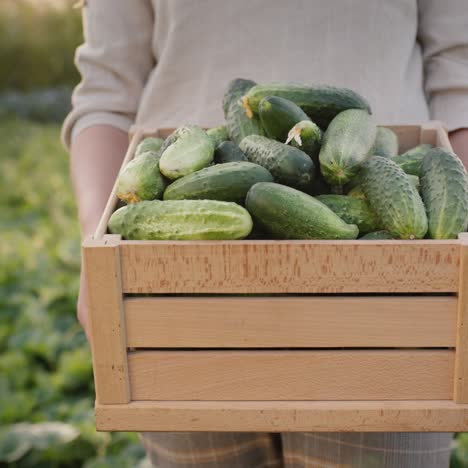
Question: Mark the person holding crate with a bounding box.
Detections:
[64,0,468,467]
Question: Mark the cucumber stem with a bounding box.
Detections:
[241,96,254,119]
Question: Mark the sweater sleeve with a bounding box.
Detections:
[417,0,468,131]
[61,0,155,149]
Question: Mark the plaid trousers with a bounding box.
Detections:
[140,432,453,468]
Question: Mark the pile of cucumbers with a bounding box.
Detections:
[109,79,468,241]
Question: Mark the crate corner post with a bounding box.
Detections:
[82,235,130,406]
[455,233,468,403]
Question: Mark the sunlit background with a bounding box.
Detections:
[0,1,467,467]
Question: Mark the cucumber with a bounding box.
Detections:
[239,135,315,190]
[246,182,359,240]
[319,109,377,186]
[116,151,167,204]
[159,125,215,180]
[361,156,427,239]
[258,96,310,142]
[316,194,380,234]
[242,82,372,129]
[108,200,253,240]
[371,127,398,158]
[392,144,434,176]
[420,148,468,239]
[286,120,323,164]
[135,137,164,157]
[163,162,273,203]
[360,230,394,240]
[214,141,248,164]
[223,79,265,144]
[206,125,229,147]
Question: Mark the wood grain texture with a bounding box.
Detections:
[124,296,457,348]
[119,241,459,293]
[455,233,468,403]
[95,400,468,432]
[128,350,454,401]
[94,131,144,239]
[82,237,130,404]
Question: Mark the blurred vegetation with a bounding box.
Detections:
[0,0,82,92]
[0,118,148,467]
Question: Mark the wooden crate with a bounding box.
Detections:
[83,121,468,432]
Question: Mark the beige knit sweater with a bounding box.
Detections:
[62,0,468,148]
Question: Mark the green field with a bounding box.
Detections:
[0,118,147,467]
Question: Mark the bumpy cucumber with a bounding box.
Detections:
[286,120,322,165]
[135,137,164,157]
[242,82,372,129]
[371,127,398,158]
[223,78,265,144]
[315,194,380,234]
[206,125,229,147]
[420,148,468,239]
[392,144,433,176]
[319,109,376,186]
[108,200,252,240]
[163,162,273,203]
[258,96,310,142]
[239,135,315,190]
[246,182,358,240]
[214,141,248,164]
[116,151,167,204]
[361,156,427,239]
[159,125,215,180]
[360,230,394,240]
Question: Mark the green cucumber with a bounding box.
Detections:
[316,194,380,234]
[116,151,167,204]
[360,230,394,240]
[239,135,315,190]
[246,182,358,240]
[163,162,273,203]
[361,156,427,239]
[420,148,468,239]
[319,109,377,186]
[258,96,310,142]
[371,127,398,158]
[135,137,164,157]
[206,125,229,147]
[223,79,265,144]
[392,144,434,176]
[214,141,248,164]
[242,82,371,129]
[159,125,214,180]
[108,200,252,240]
[286,120,322,164]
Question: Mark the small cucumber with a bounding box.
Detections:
[242,82,372,129]
[286,120,322,165]
[163,162,273,203]
[159,125,215,180]
[371,127,398,158]
[319,109,377,186]
[108,200,253,240]
[239,135,315,190]
[420,148,468,239]
[214,141,248,164]
[245,182,359,240]
[206,125,229,147]
[116,151,167,204]
[360,230,394,240]
[135,137,164,157]
[258,96,310,142]
[392,144,434,176]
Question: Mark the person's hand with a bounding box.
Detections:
[77,267,92,343]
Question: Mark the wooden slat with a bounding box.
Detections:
[96,400,468,432]
[124,296,457,348]
[390,125,421,152]
[82,236,130,403]
[119,241,459,293]
[455,233,468,403]
[128,350,453,401]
